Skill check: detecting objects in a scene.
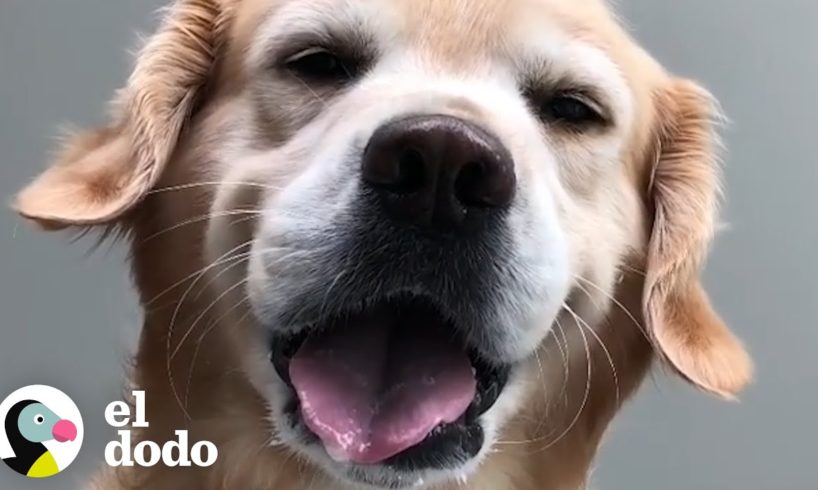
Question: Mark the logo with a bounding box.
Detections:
[104,391,217,468]
[0,385,83,478]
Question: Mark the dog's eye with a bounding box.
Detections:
[539,93,605,127]
[285,48,356,83]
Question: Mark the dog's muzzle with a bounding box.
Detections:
[258,115,524,472]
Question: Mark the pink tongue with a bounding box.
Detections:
[289,316,476,465]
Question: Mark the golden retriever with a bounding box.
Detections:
[14,0,752,488]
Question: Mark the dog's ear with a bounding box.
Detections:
[643,79,752,399]
[14,0,233,229]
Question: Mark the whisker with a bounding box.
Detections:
[535,305,591,452]
[146,180,283,196]
[495,312,589,450]
[573,274,650,343]
[564,302,620,405]
[194,237,259,300]
[146,239,254,306]
[500,318,570,445]
[552,318,571,404]
[532,349,550,433]
[293,74,327,107]
[618,263,647,277]
[166,239,256,419]
[171,276,249,361]
[138,209,262,247]
[183,296,251,409]
[317,268,347,322]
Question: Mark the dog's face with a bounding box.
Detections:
[14,0,753,488]
[210,1,639,484]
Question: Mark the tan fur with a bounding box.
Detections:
[15,0,751,488]
[15,0,230,227]
[642,81,753,398]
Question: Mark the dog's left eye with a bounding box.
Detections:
[540,93,604,126]
[285,48,357,83]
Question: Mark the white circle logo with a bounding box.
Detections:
[0,385,84,478]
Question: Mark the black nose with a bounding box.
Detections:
[361,115,516,228]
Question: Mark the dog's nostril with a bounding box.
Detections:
[393,147,426,194]
[454,156,516,209]
[454,161,487,207]
[362,145,426,194]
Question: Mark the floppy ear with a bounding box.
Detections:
[14,0,232,229]
[644,79,752,399]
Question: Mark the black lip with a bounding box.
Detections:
[269,295,512,469]
[465,354,511,421]
[270,330,305,386]
[382,418,484,471]
[282,395,487,471]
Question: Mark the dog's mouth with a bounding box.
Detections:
[270,295,511,468]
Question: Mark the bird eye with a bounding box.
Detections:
[540,93,604,126]
[34,414,45,425]
[285,47,358,83]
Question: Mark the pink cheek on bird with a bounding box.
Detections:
[52,419,77,443]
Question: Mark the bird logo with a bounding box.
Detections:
[1,386,83,478]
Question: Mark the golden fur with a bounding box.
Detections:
[14,0,751,488]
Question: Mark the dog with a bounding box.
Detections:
[13,0,753,488]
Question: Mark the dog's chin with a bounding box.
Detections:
[255,294,529,489]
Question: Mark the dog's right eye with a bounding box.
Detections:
[285,47,356,83]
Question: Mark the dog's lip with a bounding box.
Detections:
[268,294,512,467]
[283,396,486,472]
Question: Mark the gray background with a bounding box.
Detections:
[0,1,815,489]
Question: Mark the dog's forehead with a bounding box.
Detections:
[232,0,627,63]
